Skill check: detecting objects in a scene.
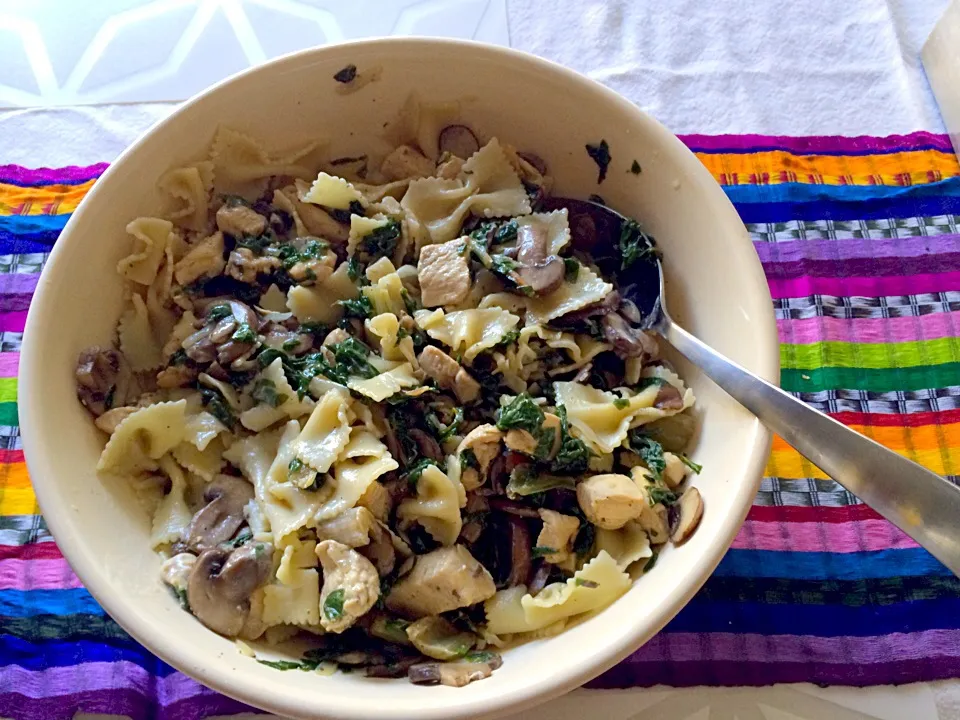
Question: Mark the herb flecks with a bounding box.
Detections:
[333,64,357,83]
[323,588,346,621]
[630,160,642,175]
[585,140,611,184]
[619,218,659,270]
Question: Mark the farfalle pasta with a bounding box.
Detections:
[74,97,704,688]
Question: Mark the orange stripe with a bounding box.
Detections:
[0,179,96,216]
[0,462,32,490]
[771,423,960,454]
[695,148,960,186]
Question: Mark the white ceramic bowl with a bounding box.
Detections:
[21,38,777,720]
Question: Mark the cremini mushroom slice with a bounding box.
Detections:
[184,475,255,552]
[670,487,704,544]
[187,541,273,636]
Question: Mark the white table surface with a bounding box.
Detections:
[2,1,958,718]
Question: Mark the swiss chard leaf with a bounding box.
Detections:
[495,393,544,434]
[323,588,346,622]
[629,432,666,480]
[619,218,659,270]
[549,405,590,476]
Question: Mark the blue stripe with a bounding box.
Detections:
[0,214,67,249]
[715,548,951,580]
[724,177,960,204]
[0,588,104,617]
[0,635,175,674]
[664,597,959,636]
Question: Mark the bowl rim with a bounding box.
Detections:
[20,36,778,720]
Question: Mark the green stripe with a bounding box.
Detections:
[0,377,16,404]
[0,401,18,426]
[700,575,960,607]
[0,613,128,643]
[781,363,960,393]
[781,338,960,371]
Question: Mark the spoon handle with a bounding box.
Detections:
[662,319,960,577]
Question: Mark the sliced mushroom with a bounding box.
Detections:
[75,347,121,416]
[669,487,704,544]
[602,312,659,360]
[408,429,443,462]
[517,151,547,176]
[187,542,273,636]
[506,515,532,587]
[438,125,480,159]
[515,223,564,295]
[408,652,503,687]
[654,383,684,410]
[185,475,255,552]
[526,562,551,596]
[365,656,421,678]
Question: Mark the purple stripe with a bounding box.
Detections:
[765,253,960,281]
[631,629,960,664]
[0,274,40,295]
[0,163,108,187]
[679,132,955,155]
[0,663,261,719]
[0,688,260,720]
[767,272,960,300]
[590,658,960,689]
[753,235,960,263]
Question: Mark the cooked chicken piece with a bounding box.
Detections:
[385,545,496,618]
[504,429,538,456]
[536,509,580,566]
[417,345,480,404]
[630,467,671,543]
[94,406,137,434]
[381,145,436,181]
[314,507,376,547]
[417,239,471,308]
[315,539,380,633]
[287,249,335,285]
[662,452,689,489]
[576,473,646,530]
[173,232,226,286]
[226,247,281,283]
[216,204,267,239]
[456,424,502,476]
[323,328,350,347]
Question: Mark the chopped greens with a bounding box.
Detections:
[171,585,190,610]
[495,393,544,434]
[232,322,257,344]
[427,406,464,442]
[333,64,357,83]
[630,160,642,175]
[459,448,478,472]
[470,218,519,248]
[575,578,599,588]
[463,650,499,664]
[207,304,232,322]
[550,405,591,476]
[329,337,379,382]
[573,521,596,557]
[613,397,630,410]
[619,218,659,270]
[288,457,304,474]
[403,457,439,490]
[347,255,364,283]
[257,659,308,671]
[357,219,401,260]
[506,466,576,497]
[585,139,611,183]
[251,378,287,408]
[338,292,374,320]
[224,528,253,549]
[200,387,235,429]
[531,545,558,558]
[649,486,678,506]
[563,257,580,282]
[494,329,520,348]
[629,432,666,480]
[323,588,346,621]
[680,454,703,474]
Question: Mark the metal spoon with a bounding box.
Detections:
[548,197,960,577]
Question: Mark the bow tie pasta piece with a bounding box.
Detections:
[366,313,418,366]
[239,357,316,433]
[158,162,214,231]
[515,209,570,256]
[118,217,175,286]
[524,263,614,326]
[149,456,194,549]
[415,307,520,363]
[401,176,474,247]
[118,293,163,372]
[397,463,463,546]
[97,400,188,475]
[593,521,654,571]
[348,363,419,402]
[460,137,531,219]
[301,172,366,211]
[313,434,398,524]
[288,262,359,326]
[291,389,352,475]
[554,381,661,454]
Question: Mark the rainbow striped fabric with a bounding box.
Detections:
[3,131,960,718]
